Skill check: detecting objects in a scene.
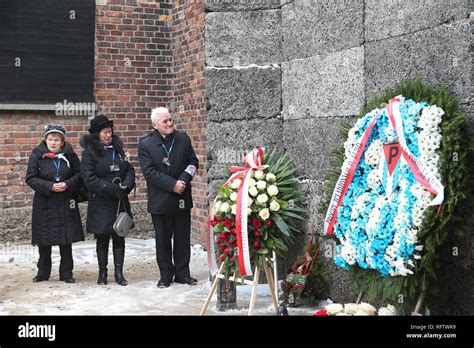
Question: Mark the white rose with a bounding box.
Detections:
[249,186,258,197]
[220,202,230,213]
[247,207,252,215]
[258,208,270,220]
[256,194,269,204]
[325,303,343,315]
[269,200,280,212]
[265,173,276,182]
[358,302,376,316]
[230,192,238,202]
[248,178,256,187]
[378,304,396,316]
[267,185,279,196]
[247,198,253,207]
[214,201,222,212]
[344,303,359,315]
[256,180,267,191]
[231,204,237,215]
[254,170,265,180]
[231,179,242,190]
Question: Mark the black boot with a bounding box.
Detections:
[113,247,128,286]
[97,248,108,285]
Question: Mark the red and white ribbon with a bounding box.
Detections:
[206,199,219,276]
[323,113,379,235]
[386,97,444,206]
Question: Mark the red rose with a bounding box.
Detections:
[210,220,217,227]
[221,232,229,240]
[224,219,233,229]
[252,218,263,229]
[255,230,260,237]
[216,217,223,224]
[219,243,226,250]
[215,236,222,243]
[224,249,230,256]
[253,241,261,249]
[266,220,273,227]
[228,240,235,248]
[218,255,225,262]
[229,228,236,236]
[313,309,328,316]
[230,256,235,262]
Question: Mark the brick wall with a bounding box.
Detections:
[0,0,207,244]
[170,0,206,245]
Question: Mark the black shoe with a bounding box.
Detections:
[60,276,75,284]
[114,264,128,286]
[97,268,108,285]
[174,276,197,285]
[32,274,49,283]
[157,278,171,288]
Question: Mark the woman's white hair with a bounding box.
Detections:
[151,107,170,123]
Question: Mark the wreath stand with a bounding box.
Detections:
[200,251,279,316]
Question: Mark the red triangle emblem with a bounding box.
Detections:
[383,142,401,176]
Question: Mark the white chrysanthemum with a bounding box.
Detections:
[365,140,383,166]
[230,192,237,202]
[367,169,381,189]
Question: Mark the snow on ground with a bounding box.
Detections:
[0,239,320,316]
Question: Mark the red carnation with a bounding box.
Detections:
[230,256,235,262]
[229,228,236,236]
[255,230,260,237]
[216,217,223,224]
[224,219,233,229]
[252,218,263,229]
[219,243,226,250]
[221,232,229,240]
[266,220,273,227]
[215,236,222,243]
[218,255,225,262]
[210,219,217,227]
[313,309,328,316]
[228,240,235,248]
[253,241,261,249]
[224,249,231,256]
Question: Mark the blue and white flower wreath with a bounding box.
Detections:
[324,97,445,277]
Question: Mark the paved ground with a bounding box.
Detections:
[0,239,319,315]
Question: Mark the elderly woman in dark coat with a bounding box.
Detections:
[80,115,135,286]
[25,124,84,283]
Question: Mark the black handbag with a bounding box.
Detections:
[113,197,133,238]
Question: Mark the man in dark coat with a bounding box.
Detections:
[80,115,135,286]
[138,107,199,288]
[26,124,84,283]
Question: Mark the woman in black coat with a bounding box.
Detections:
[25,124,84,283]
[80,115,135,286]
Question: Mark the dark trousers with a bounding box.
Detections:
[96,233,125,252]
[152,210,191,282]
[37,245,73,278]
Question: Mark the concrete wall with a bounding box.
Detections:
[205,0,473,313]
